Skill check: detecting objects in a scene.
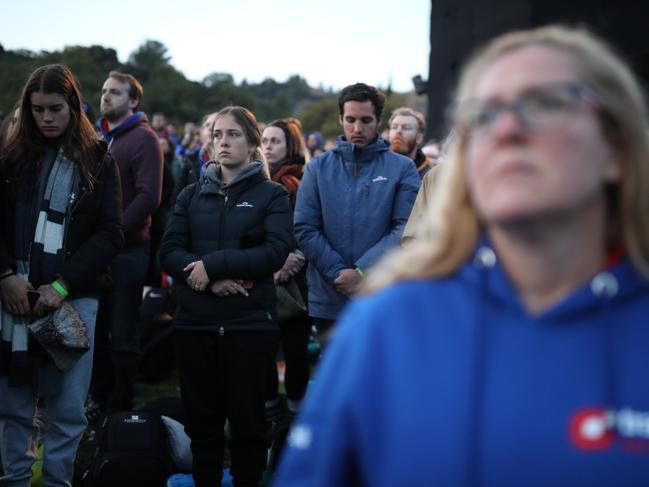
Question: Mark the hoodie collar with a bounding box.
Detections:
[97,112,147,142]
[462,235,647,321]
[200,160,266,195]
[332,134,389,162]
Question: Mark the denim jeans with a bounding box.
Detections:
[0,297,98,487]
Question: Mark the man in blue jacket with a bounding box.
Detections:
[294,83,420,339]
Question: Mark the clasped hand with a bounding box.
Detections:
[334,268,362,296]
[0,276,64,315]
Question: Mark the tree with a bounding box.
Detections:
[127,40,171,81]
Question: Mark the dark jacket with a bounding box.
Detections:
[413,149,433,178]
[159,162,293,331]
[0,142,124,295]
[98,112,163,247]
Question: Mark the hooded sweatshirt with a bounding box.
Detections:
[274,243,649,487]
[98,112,163,246]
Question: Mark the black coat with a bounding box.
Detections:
[159,163,293,330]
[0,143,124,295]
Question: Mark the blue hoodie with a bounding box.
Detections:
[274,244,649,486]
[294,136,420,320]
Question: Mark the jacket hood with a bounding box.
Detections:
[200,160,267,195]
[97,112,148,143]
[460,237,645,321]
[454,237,649,483]
[332,135,390,162]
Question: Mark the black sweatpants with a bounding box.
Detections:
[174,329,279,487]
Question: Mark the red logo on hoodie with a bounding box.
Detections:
[570,408,615,450]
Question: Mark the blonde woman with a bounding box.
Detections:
[275,26,649,486]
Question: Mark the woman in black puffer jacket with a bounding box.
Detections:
[159,106,292,487]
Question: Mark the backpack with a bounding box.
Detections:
[82,411,173,487]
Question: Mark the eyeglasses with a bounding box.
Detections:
[452,82,601,140]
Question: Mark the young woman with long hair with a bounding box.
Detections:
[276,26,649,486]
[261,118,310,409]
[0,64,123,486]
[160,106,293,487]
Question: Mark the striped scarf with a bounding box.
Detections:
[0,149,77,385]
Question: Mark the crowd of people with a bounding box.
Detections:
[1,23,648,487]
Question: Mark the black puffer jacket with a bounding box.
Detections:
[0,142,124,295]
[159,162,292,330]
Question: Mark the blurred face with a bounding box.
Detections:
[389,114,423,157]
[212,114,255,169]
[200,114,217,146]
[101,77,136,123]
[152,113,166,130]
[30,92,71,139]
[462,46,620,226]
[306,133,318,150]
[339,100,379,148]
[262,126,288,167]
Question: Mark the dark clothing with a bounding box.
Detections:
[413,149,433,178]
[94,112,162,411]
[172,147,209,205]
[174,330,279,487]
[161,161,292,487]
[98,112,163,247]
[159,162,293,329]
[147,160,175,286]
[91,245,149,411]
[278,315,311,401]
[313,318,336,352]
[269,159,310,402]
[0,143,124,295]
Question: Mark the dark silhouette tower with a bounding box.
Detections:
[424,0,649,139]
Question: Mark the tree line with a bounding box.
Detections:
[0,40,413,138]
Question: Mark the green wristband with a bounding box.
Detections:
[51,280,69,298]
[355,266,364,278]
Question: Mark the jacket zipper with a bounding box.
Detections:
[218,188,230,248]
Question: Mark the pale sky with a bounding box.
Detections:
[3,0,430,92]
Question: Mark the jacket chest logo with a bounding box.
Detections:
[236,201,254,208]
[570,406,649,453]
[372,175,388,183]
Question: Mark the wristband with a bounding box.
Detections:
[51,280,69,298]
[355,266,364,278]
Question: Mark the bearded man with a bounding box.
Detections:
[91,71,163,413]
[388,107,432,178]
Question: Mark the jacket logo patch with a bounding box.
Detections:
[372,176,388,183]
[569,407,649,453]
[236,202,254,208]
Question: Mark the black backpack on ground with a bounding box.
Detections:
[82,411,173,487]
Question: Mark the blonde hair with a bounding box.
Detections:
[366,25,649,292]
